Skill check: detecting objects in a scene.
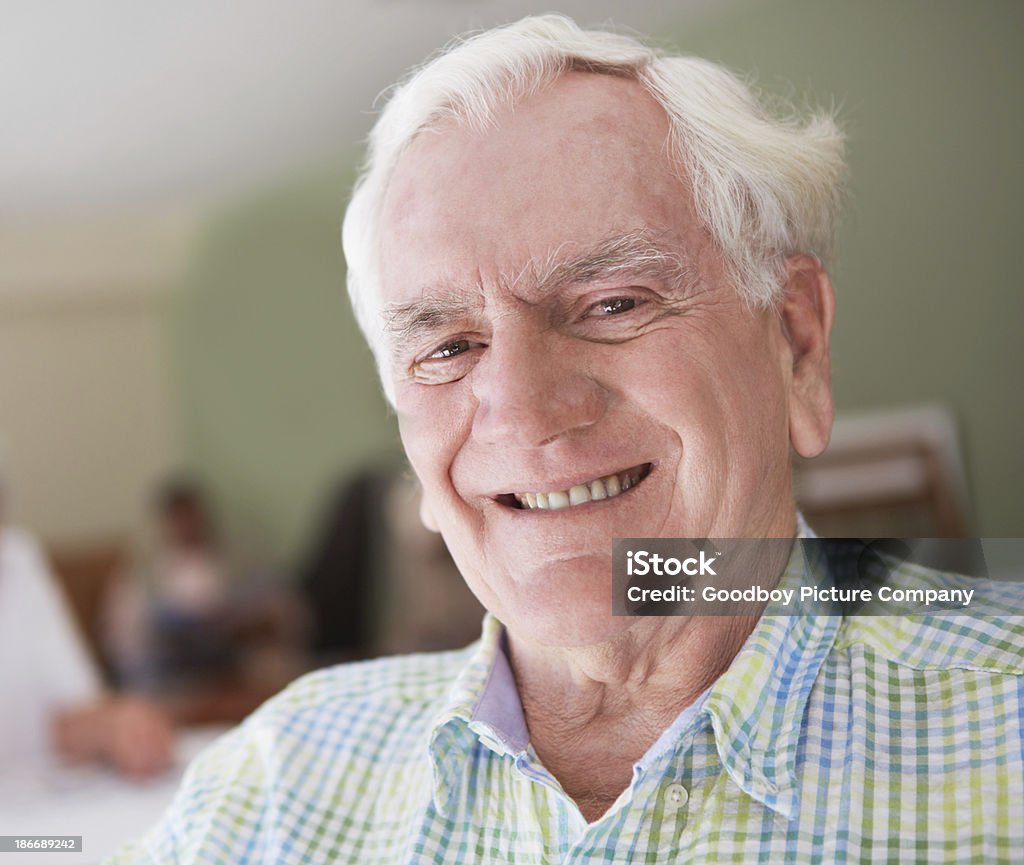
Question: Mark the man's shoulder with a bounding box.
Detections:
[250,642,481,736]
[108,646,483,863]
[262,642,481,713]
[834,561,1024,676]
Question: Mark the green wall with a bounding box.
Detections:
[669,0,1023,534]
[172,1,1022,564]
[172,164,399,565]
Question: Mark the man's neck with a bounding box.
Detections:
[500,508,804,820]
[506,613,761,822]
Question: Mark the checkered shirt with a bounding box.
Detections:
[110,541,1024,863]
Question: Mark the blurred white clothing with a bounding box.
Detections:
[0,526,101,769]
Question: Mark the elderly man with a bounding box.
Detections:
[115,15,1023,864]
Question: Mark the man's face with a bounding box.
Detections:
[378,73,821,647]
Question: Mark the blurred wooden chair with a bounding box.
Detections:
[794,404,971,537]
[47,538,127,677]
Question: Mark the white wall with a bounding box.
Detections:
[0,216,191,544]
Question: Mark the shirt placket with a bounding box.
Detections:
[552,719,718,864]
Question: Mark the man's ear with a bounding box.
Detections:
[780,255,836,459]
[419,494,440,534]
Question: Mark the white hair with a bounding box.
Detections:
[342,14,845,402]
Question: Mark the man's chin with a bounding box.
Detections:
[468,551,634,647]
[510,605,637,649]
[497,576,635,649]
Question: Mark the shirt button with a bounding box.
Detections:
[664,783,689,811]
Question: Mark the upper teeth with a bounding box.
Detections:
[514,466,646,511]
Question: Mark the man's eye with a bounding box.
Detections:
[413,337,485,385]
[589,297,637,316]
[429,339,473,359]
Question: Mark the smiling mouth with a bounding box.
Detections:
[501,463,652,511]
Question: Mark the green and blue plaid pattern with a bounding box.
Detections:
[111,543,1024,863]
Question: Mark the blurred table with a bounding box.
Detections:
[0,726,227,864]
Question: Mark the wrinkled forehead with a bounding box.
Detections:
[376,72,698,313]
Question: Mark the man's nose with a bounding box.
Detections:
[469,329,607,448]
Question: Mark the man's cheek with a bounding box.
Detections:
[400,390,470,441]
[397,407,443,464]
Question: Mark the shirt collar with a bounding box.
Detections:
[427,613,520,814]
[427,522,837,820]
[701,538,839,819]
[428,614,525,743]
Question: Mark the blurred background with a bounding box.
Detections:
[1,1,1022,855]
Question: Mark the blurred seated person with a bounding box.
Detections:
[0,479,173,778]
[105,478,305,724]
[299,466,485,664]
[105,479,235,693]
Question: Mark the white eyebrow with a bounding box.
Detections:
[528,229,695,296]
